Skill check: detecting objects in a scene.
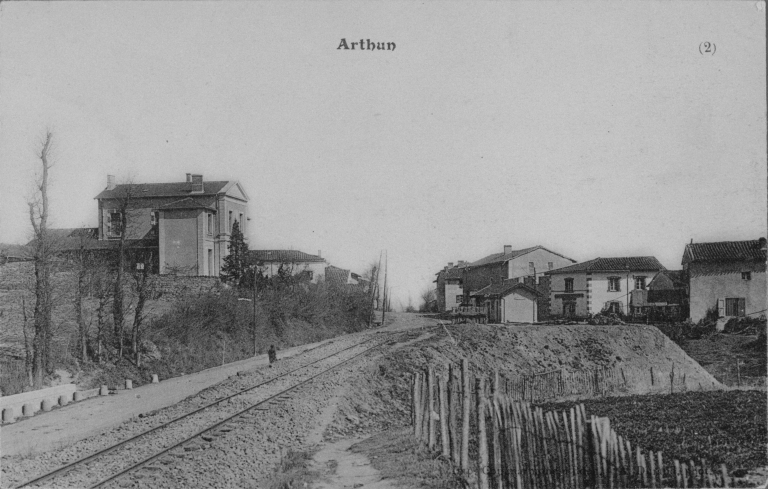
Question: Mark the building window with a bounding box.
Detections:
[207,213,213,236]
[634,276,646,290]
[529,262,535,274]
[228,211,233,232]
[564,278,574,293]
[607,302,623,314]
[456,295,463,305]
[239,212,244,232]
[608,277,621,292]
[107,211,122,238]
[150,211,159,227]
[742,271,752,281]
[208,249,213,276]
[548,262,553,270]
[725,298,746,317]
[307,271,314,280]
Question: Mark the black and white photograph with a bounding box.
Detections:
[0,2,766,488]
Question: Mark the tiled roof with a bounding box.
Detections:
[546,256,666,274]
[95,181,230,200]
[468,246,575,267]
[325,265,350,286]
[159,197,217,210]
[249,250,326,263]
[648,270,686,290]
[683,239,767,264]
[471,281,540,298]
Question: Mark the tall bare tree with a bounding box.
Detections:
[109,181,140,360]
[27,131,55,387]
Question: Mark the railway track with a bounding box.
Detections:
[14,330,407,489]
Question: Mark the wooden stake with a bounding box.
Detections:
[438,374,450,459]
[461,358,470,473]
[720,464,729,488]
[476,378,489,489]
[414,372,422,439]
[428,368,436,450]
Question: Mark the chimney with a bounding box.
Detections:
[318,250,322,258]
[106,175,116,190]
[186,173,192,182]
[190,174,203,193]
[759,237,767,251]
[504,245,512,254]
[448,262,454,268]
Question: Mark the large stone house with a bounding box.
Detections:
[463,245,576,304]
[545,256,666,318]
[44,173,249,276]
[683,238,767,322]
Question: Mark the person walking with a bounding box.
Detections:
[268,344,277,365]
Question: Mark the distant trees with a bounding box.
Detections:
[419,287,437,313]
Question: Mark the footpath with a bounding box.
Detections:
[0,340,332,458]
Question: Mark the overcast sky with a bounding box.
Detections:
[1,2,765,309]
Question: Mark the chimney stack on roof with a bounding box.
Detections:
[318,250,322,258]
[504,245,512,254]
[106,175,116,191]
[448,262,454,268]
[759,237,767,251]
[186,173,192,182]
[190,174,204,193]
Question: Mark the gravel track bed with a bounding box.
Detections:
[2,330,397,489]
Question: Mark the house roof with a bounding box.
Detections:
[648,270,686,290]
[683,239,767,264]
[471,281,541,298]
[249,250,326,263]
[95,181,231,200]
[325,265,350,286]
[468,246,576,268]
[546,256,666,274]
[159,197,217,210]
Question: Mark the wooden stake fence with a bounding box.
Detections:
[411,361,730,489]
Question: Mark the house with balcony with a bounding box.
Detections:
[682,238,767,322]
[545,256,666,318]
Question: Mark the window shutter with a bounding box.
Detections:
[717,298,725,318]
[739,298,746,317]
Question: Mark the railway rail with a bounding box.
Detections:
[14,329,411,489]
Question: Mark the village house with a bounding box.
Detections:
[462,245,576,305]
[325,265,370,291]
[545,256,666,318]
[434,261,467,311]
[44,173,249,276]
[682,238,767,322]
[629,270,688,320]
[249,250,326,283]
[470,280,542,323]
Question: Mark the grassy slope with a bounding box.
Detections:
[679,334,766,386]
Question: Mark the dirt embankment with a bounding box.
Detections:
[323,320,723,444]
